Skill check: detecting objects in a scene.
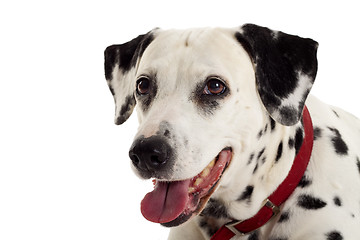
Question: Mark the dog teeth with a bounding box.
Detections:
[201,168,210,178]
[209,159,215,168]
[200,159,215,177]
[194,178,203,186]
[188,158,217,194]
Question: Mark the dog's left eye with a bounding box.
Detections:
[136,76,150,95]
[203,78,226,95]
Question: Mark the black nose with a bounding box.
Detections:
[129,136,172,175]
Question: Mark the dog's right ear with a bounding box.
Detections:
[104,30,156,125]
[235,24,318,126]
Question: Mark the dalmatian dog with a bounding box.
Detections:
[104,24,360,240]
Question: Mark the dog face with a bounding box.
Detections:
[104,24,318,227]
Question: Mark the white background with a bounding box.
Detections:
[0,0,359,239]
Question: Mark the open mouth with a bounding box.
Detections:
[140,147,232,227]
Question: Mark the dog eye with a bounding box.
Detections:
[203,78,226,95]
[136,76,150,95]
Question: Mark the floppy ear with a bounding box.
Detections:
[235,24,318,126]
[104,30,156,125]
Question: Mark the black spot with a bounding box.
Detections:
[115,95,136,125]
[198,218,219,237]
[264,124,268,133]
[109,85,115,96]
[253,163,258,174]
[313,127,322,141]
[238,185,254,202]
[278,211,290,223]
[257,148,266,160]
[332,110,340,118]
[297,194,327,210]
[328,127,348,155]
[256,124,269,139]
[119,95,135,116]
[325,231,343,240]
[333,196,342,207]
[200,198,230,219]
[248,230,260,240]
[157,121,172,138]
[270,117,276,131]
[297,175,312,188]
[247,153,255,165]
[251,148,266,174]
[163,130,170,138]
[288,138,295,149]
[294,127,304,154]
[356,157,360,175]
[275,141,283,162]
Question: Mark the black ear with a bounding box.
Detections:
[104,30,156,125]
[235,24,318,126]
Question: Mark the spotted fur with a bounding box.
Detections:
[104,24,360,239]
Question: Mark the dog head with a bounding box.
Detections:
[104,24,318,226]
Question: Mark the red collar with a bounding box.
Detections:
[211,106,313,240]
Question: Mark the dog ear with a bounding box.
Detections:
[104,30,156,125]
[235,24,318,126]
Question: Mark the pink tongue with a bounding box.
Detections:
[141,179,191,223]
